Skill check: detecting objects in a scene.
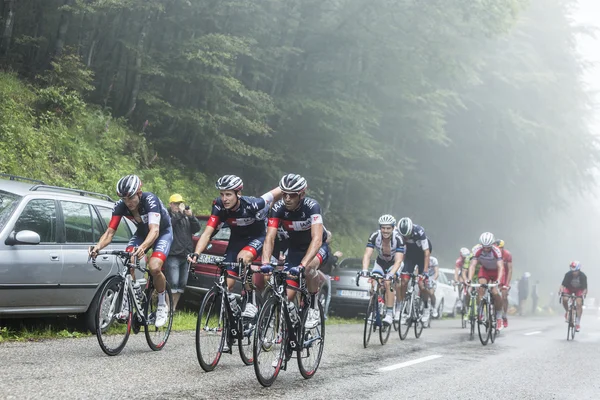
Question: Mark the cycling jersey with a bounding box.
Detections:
[455,255,472,270]
[401,224,432,276]
[501,248,513,265]
[472,244,502,270]
[402,224,429,251]
[366,230,405,268]
[110,192,171,234]
[562,271,588,291]
[426,256,439,277]
[207,195,271,239]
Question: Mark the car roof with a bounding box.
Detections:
[439,267,455,274]
[0,177,115,206]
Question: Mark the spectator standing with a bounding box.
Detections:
[319,229,343,319]
[518,272,530,315]
[166,193,201,311]
[531,280,539,314]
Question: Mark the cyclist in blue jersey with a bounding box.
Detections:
[191,175,281,320]
[359,214,405,325]
[90,174,172,327]
[397,217,432,324]
[258,174,329,330]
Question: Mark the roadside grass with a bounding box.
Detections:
[0,311,362,343]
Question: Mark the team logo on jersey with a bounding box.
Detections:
[304,199,317,209]
[146,195,157,210]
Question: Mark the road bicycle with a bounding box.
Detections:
[356,271,394,347]
[398,266,424,340]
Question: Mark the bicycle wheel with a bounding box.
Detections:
[238,294,261,365]
[196,287,226,372]
[253,297,286,387]
[477,299,490,345]
[144,281,174,351]
[298,301,325,379]
[392,300,400,331]
[414,296,424,339]
[489,302,496,343]
[379,297,391,345]
[363,295,376,348]
[469,299,476,340]
[95,276,131,356]
[399,299,411,340]
[567,307,575,341]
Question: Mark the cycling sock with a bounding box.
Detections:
[158,291,166,305]
[496,310,502,319]
[576,317,581,324]
[387,306,393,315]
[502,310,507,318]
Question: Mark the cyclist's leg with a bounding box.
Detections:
[399,260,413,301]
[232,236,264,292]
[575,290,584,325]
[372,261,385,292]
[304,243,329,295]
[147,229,172,294]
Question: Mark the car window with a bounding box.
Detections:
[13,199,57,243]
[96,206,132,243]
[60,201,96,243]
[337,258,362,270]
[213,227,230,241]
[0,190,21,231]
[437,271,448,284]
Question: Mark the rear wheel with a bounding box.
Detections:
[363,295,376,348]
[144,281,174,351]
[567,307,575,341]
[298,301,325,379]
[95,276,131,356]
[489,302,497,343]
[253,297,286,387]
[477,299,490,345]
[196,287,226,372]
[238,294,261,365]
[414,297,424,338]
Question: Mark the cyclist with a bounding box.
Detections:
[495,239,513,328]
[397,217,432,324]
[359,214,406,325]
[425,256,440,320]
[559,261,588,332]
[90,174,172,327]
[454,247,471,310]
[259,173,329,330]
[190,175,282,320]
[468,232,504,331]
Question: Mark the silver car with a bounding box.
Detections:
[0,174,140,331]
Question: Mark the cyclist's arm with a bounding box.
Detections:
[389,251,404,276]
[454,267,460,282]
[505,261,513,286]
[433,266,439,281]
[423,248,430,274]
[300,223,323,267]
[261,225,278,264]
[137,223,159,257]
[362,247,374,271]
[92,227,117,253]
[461,267,468,282]
[468,258,477,282]
[582,274,588,296]
[192,225,216,256]
[496,259,504,284]
[262,187,283,204]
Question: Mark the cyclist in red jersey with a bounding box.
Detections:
[495,239,513,328]
[560,261,588,332]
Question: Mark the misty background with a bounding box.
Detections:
[0,0,599,303]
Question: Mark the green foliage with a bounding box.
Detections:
[38,50,95,94]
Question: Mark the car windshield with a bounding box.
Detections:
[0,191,21,231]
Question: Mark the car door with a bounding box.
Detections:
[0,198,63,311]
[95,206,139,278]
[58,200,115,312]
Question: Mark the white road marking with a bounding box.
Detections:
[379,355,443,372]
[524,331,541,336]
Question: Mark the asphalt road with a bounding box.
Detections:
[1,314,599,400]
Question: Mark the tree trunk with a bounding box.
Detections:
[125,13,151,118]
[54,0,75,56]
[0,0,17,58]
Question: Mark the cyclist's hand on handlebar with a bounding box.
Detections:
[360,270,369,277]
[88,245,99,259]
[289,265,304,276]
[187,253,199,263]
[133,246,146,259]
[260,264,274,273]
[385,273,394,281]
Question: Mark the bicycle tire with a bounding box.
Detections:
[399,299,411,340]
[461,298,467,329]
[363,295,376,348]
[238,294,262,365]
[298,301,325,379]
[95,275,131,356]
[253,296,286,387]
[477,299,490,345]
[379,296,392,345]
[392,301,400,332]
[469,298,476,340]
[196,287,226,372]
[567,307,575,341]
[144,281,174,351]
[414,296,424,339]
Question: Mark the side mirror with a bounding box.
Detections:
[5,230,42,246]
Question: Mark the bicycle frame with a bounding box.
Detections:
[356,272,392,328]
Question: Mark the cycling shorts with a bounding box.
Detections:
[224,235,265,275]
[126,227,173,262]
[372,259,399,278]
[284,243,329,288]
[478,267,498,282]
[562,288,585,297]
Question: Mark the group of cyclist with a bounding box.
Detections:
[88,172,590,341]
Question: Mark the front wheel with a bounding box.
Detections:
[477,299,490,345]
[399,299,411,340]
[298,301,325,379]
[196,287,226,372]
[253,297,286,387]
[414,297,424,338]
[95,276,131,356]
[363,296,376,348]
[489,302,497,344]
[144,281,174,351]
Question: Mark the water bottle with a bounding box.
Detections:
[378,297,385,316]
[287,302,298,325]
[132,281,143,303]
[228,293,240,315]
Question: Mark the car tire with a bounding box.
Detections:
[435,298,444,319]
[83,281,107,333]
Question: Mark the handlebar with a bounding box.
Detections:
[88,248,141,272]
[356,271,394,291]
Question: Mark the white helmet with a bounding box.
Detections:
[378,214,396,227]
[460,247,470,258]
[215,175,243,191]
[479,232,495,247]
[398,217,413,236]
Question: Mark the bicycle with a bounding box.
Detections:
[470,282,498,345]
[560,292,584,341]
[356,271,394,348]
[253,266,325,387]
[90,249,173,356]
[193,260,262,372]
[452,281,468,328]
[466,284,477,340]
[398,266,424,340]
